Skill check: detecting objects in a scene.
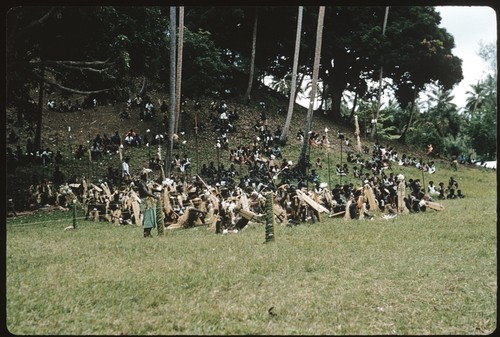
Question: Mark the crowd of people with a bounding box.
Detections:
[47,96,98,113]
[15,149,467,236]
[7,96,471,228]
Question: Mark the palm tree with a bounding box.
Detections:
[370,6,390,140]
[303,79,324,110]
[298,6,325,173]
[243,8,258,104]
[174,6,184,134]
[426,84,458,138]
[374,98,401,140]
[465,82,485,116]
[166,6,177,177]
[271,74,292,95]
[279,6,303,145]
[465,76,496,118]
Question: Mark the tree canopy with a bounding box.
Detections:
[7,5,494,160]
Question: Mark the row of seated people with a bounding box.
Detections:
[47,97,97,112]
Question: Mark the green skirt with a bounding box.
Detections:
[141,197,157,229]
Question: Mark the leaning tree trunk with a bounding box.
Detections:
[166,6,177,178]
[348,88,359,121]
[138,76,147,96]
[370,6,389,140]
[298,6,325,174]
[243,8,258,104]
[174,6,184,134]
[280,6,303,145]
[294,72,306,103]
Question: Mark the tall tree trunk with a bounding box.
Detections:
[399,86,418,142]
[280,6,303,145]
[370,6,389,139]
[293,72,306,103]
[34,63,45,151]
[166,6,177,177]
[298,6,325,173]
[348,89,359,120]
[243,8,258,104]
[174,6,184,134]
[330,84,344,121]
[138,76,147,96]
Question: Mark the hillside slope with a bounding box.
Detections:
[6,84,456,196]
[35,85,420,162]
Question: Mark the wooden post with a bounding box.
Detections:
[72,199,77,229]
[355,114,362,153]
[265,192,276,243]
[397,179,408,214]
[195,111,199,176]
[156,191,164,236]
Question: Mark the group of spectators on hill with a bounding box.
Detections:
[47,96,97,112]
[7,95,475,218]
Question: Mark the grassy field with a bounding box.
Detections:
[5,164,497,335]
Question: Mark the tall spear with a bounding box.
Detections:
[158,143,165,180]
[421,157,426,197]
[146,129,151,161]
[325,127,331,188]
[195,110,199,176]
[68,126,72,161]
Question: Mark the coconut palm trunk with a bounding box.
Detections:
[298,6,325,174]
[166,6,177,177]
[243,8,258,104]
[280,6,303,145]
[370,6,389,139]
[174,6,184,134]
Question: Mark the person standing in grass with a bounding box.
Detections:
[137,172,159,238]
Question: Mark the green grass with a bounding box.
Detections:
[6,165,497,335]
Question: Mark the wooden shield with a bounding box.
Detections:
[130,192,142,226]
[82,179,88,195]
[112,208,122,225]
[236,208,260,222]
[167,222,183,229]
[344,199,352,221]
[397,181,406,213]
[273,203,288,226]
[91,183,103,192]
[175,209,190,228]
[363,185,379,212]
[239,193,250,211]
[101,183,111,199]
[426,201,445,211]
[296,190,329,213]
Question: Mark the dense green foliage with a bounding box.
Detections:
[464,74,497,160]
[5,6,496,161]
